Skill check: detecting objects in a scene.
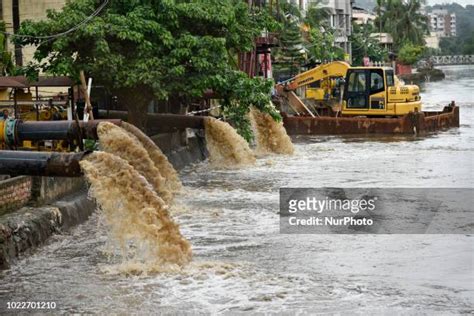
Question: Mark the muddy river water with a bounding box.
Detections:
[0,65,473,314]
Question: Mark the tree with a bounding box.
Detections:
[15,0,280,136]
[303,2,344,64]
[397,42,424,65]
[306,27,344,63]
[274,3,306,77]
[375,0,429,48]
[439,37,463,55]
[462,33,474,55]
[351,22,387,66]
[0,22,15,76]
[273,1,345,79]
[304,4,331,29]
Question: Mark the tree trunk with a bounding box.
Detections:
[114,86,153,131]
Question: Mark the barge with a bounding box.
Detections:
[282,102,459,136]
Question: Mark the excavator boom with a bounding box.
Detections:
[285,61,350,91]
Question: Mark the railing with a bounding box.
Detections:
[429,55,474,65]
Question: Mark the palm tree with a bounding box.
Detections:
[376,0,429,48]
[304,2,331,29]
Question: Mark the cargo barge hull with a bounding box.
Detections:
[283,104,459,136]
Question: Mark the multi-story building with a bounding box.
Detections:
[0,0,66,66]
[285,0,353,60]
[429,9,456,37]
[324,0,353,60]
[352,5,376,25]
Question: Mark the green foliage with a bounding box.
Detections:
[279,2,303,20]
[273,2,345,79]
[306,28,344,63]
[397,42,424,65]
[14,0,279,137]
[0,22,15,75]
[462,33,474,55]
[351,22,387,66]
[304,4,331,29]
[422,46,441,58]
[375,0,429,49]
[215,70,280,142]
[439,33,474,55]
[273,15,306,79]
[303,2,345,64]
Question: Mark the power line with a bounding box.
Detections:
[1,0,108,41]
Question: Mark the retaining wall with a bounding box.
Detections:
[0,176,32,216]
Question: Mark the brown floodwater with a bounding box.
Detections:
[0,65,472,314]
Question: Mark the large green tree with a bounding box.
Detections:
[15,0,280,136]
[273,3,306,78]
[375,0,429,48]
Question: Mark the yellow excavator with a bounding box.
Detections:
[276,61,422,117]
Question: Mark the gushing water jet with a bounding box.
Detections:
[95,122,173,203]
[203,117,256,168]
[249,107,294,155]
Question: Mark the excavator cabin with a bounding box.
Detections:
[342,67,421,116]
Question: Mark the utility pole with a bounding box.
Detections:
[12,0,22,66]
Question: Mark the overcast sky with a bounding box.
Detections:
[426,0,472,6]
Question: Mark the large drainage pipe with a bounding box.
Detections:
[0,150,87,177]
[98,110,205,132]
[0,119,122,147]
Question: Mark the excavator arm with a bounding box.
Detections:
[276,61,351,116]
[284,61,350,91]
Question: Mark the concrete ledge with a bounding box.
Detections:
[0,190,95,269]
[32,177,86,205]
[166,135,208,170]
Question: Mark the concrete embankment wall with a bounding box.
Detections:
[0,132,207,269]
[0,189,94,269]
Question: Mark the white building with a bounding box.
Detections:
[352,6,376,25]
[429,9,456,37]
[370,33,394,52]
[425,32,440,49]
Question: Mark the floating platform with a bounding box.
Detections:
[282,103,459,136]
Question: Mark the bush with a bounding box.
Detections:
[398,43,425,65]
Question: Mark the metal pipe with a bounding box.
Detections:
[0,151,88,177]
[18,119,122,140]
[2,119,122,147]
[98,110,205,132]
